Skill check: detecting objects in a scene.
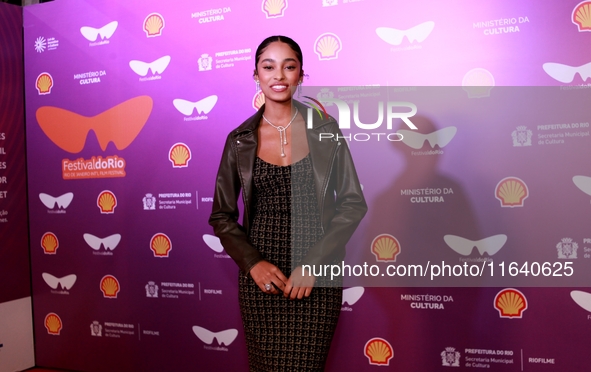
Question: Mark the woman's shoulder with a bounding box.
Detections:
[229,106,264,137]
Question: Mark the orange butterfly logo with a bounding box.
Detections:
[36,96,153,153]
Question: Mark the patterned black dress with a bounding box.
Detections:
[238,154,342,372]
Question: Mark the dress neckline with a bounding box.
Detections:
[256,153,310,167]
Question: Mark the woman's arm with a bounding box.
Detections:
[209,132,289,293]
[208,132,264,274]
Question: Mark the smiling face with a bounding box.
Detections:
[254,41,303,105]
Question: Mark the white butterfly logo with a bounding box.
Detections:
[129,56,171,76]
[397,127,457,149]
[376,21,435,45]
[444,234,507,256]
[342,287,365,306]
[571,290,591,312]
[203,234,224,253]
[543,62,591,83]
[192,326,238,346]
[42,273,77,290]
[83,233,122,251]
[39,192,74,209]
[173,95,218,116]
[80,21,118,42]
[573,175,591,196]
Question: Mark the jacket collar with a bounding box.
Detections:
[234,100,335,136]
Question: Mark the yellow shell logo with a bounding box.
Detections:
[36,72,53,95]
[462,68,495,98]
[100,275,120,298]
[364,338,393,366]
[252,90,265,110]
[97,190,117,214]
[45,313,62,335]
[573,1,591,32]
[41,232,59,254]
[262,0,287,18]
[169,143,191,168]
[144,13,165,37]
[314,33,342,60]
[371,234,400,262]
[494,288,527,318]
[495,177,528,207]
[151,233,172,257]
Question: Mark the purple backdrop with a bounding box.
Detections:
[23,0,591,371]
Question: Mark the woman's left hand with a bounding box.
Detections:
[283,266,316,300]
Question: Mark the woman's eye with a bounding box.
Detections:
[286,66,296,70]
[263,66,273,70]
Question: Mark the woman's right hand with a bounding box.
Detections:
[248,260,288,294]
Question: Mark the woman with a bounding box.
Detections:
[209,35,366,371]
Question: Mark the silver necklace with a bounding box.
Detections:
[262,108,298,157]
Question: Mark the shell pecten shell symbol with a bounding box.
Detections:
[100,275,120,298]
[151,233,172,257]
[169,143,191,168]
[495,177,528,207]
[253,91,265,110]
[144,13,165,37]
[262,0,287,18]
[36,73,53,95]
[45,313,62,335]
[494,288,527,318]
[41,232,59,254]
[97,190,117,213]
[314,33,342,60]
[573,2,591,32]
[462,68,494,98]
[364,338,393,366]
[371,234,400,262]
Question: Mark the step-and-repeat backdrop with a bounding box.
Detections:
[0,3,35,372]
[23,0,591,370]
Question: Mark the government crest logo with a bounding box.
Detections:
[146,281,159,298]
[494,288,527,318]
[364,338,393,366]
[511,126,532,147]
[557,238,578,259]
[317,88,335,106]
[143,193,157,210]
[198,54,213,71]
[90,321,102,336]
[441,347,460,367]
[322,0,338,6]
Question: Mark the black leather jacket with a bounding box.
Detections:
[209,100,367,274]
